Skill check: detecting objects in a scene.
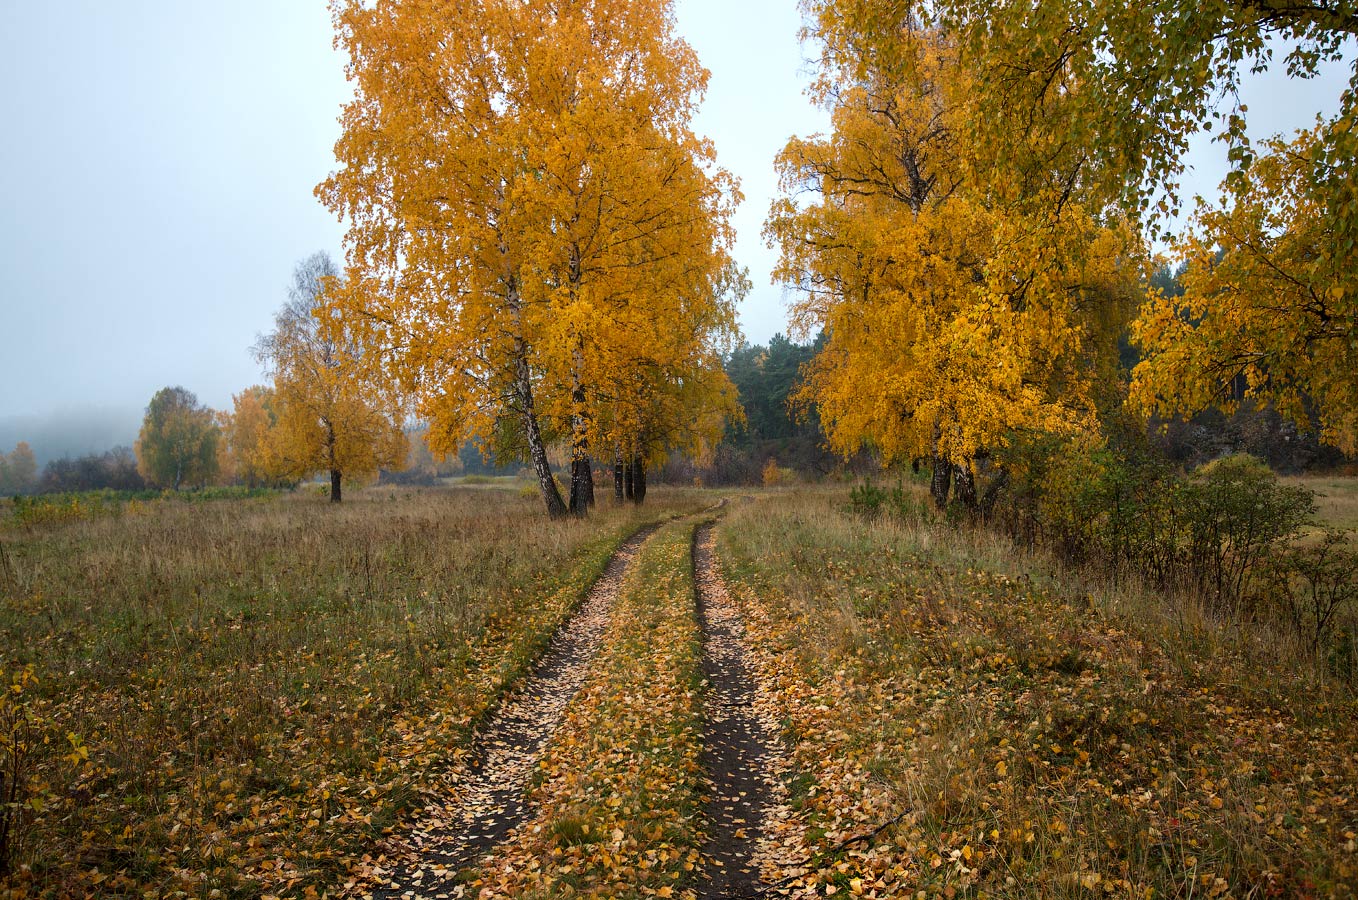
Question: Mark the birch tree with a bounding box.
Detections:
[320,0,742,518]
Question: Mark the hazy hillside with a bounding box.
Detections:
[0,407,139,465]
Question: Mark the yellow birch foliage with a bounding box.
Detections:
[220,385,281,488]
[860,0,1357,228]
[767,19,1139,490]
[319,0,742,515]
[839,0,1357,452]
[256,253,405,501]
[1132,128,1358,453]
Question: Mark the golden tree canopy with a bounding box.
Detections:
[767,17,1141,505]
[320,0,743,515]
[220,385,282,488]
[256,252,406,501]
[822,0,1357,449]
[1132,129,1358,452]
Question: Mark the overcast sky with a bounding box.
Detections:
[0,2,1351,455]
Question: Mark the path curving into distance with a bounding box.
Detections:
[363,524,661,899]
[693,521,780,900]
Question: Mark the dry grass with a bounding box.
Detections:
[1286,474,1358,533]
[0,485,706,898]
[717,488,1358,898]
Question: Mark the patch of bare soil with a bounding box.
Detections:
[693,523,785,900]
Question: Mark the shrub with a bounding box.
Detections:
[10,493,120,527]
[1328,626,1358,682]
[0,666,73,876]
[998,446,1315,611]
[1181,455,1315,607]
[849,480,931,522]
[997,434,1182,584]
[849,480,888,517]
[8,487,280,527]
[1259,530,1358,657]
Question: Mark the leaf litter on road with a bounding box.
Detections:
[467,521,708,898]
[349,525,661,899]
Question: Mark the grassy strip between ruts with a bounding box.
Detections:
[469,519,707,899]
[717,491,1358,899]
[0,487,707,899]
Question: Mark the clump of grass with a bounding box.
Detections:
[4,487,283,528]
[848,479,935,522]
[0,484,705,897]
[718,488,1358,898]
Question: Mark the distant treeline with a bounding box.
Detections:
[658,333,855,486]
[3,296,1348,496]
[0,445,146,496]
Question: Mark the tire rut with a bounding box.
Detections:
[362,523,661,898]
[693,521,779,900]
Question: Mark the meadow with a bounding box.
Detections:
[717,487,1358,897]
[0,485,704,898]
[1,478,1355,898]
[1287,475,1358,535]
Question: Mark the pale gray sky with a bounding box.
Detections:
[1173,41,1354,239]
[0,0,824,448]
[2,2,352,444]
[0,2,1350,458]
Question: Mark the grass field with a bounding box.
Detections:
[1287,474,1358,533]
[717,489,1358,898]
[0,485,705,898]
[441,474,527,489]
[2,480,1354,898]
